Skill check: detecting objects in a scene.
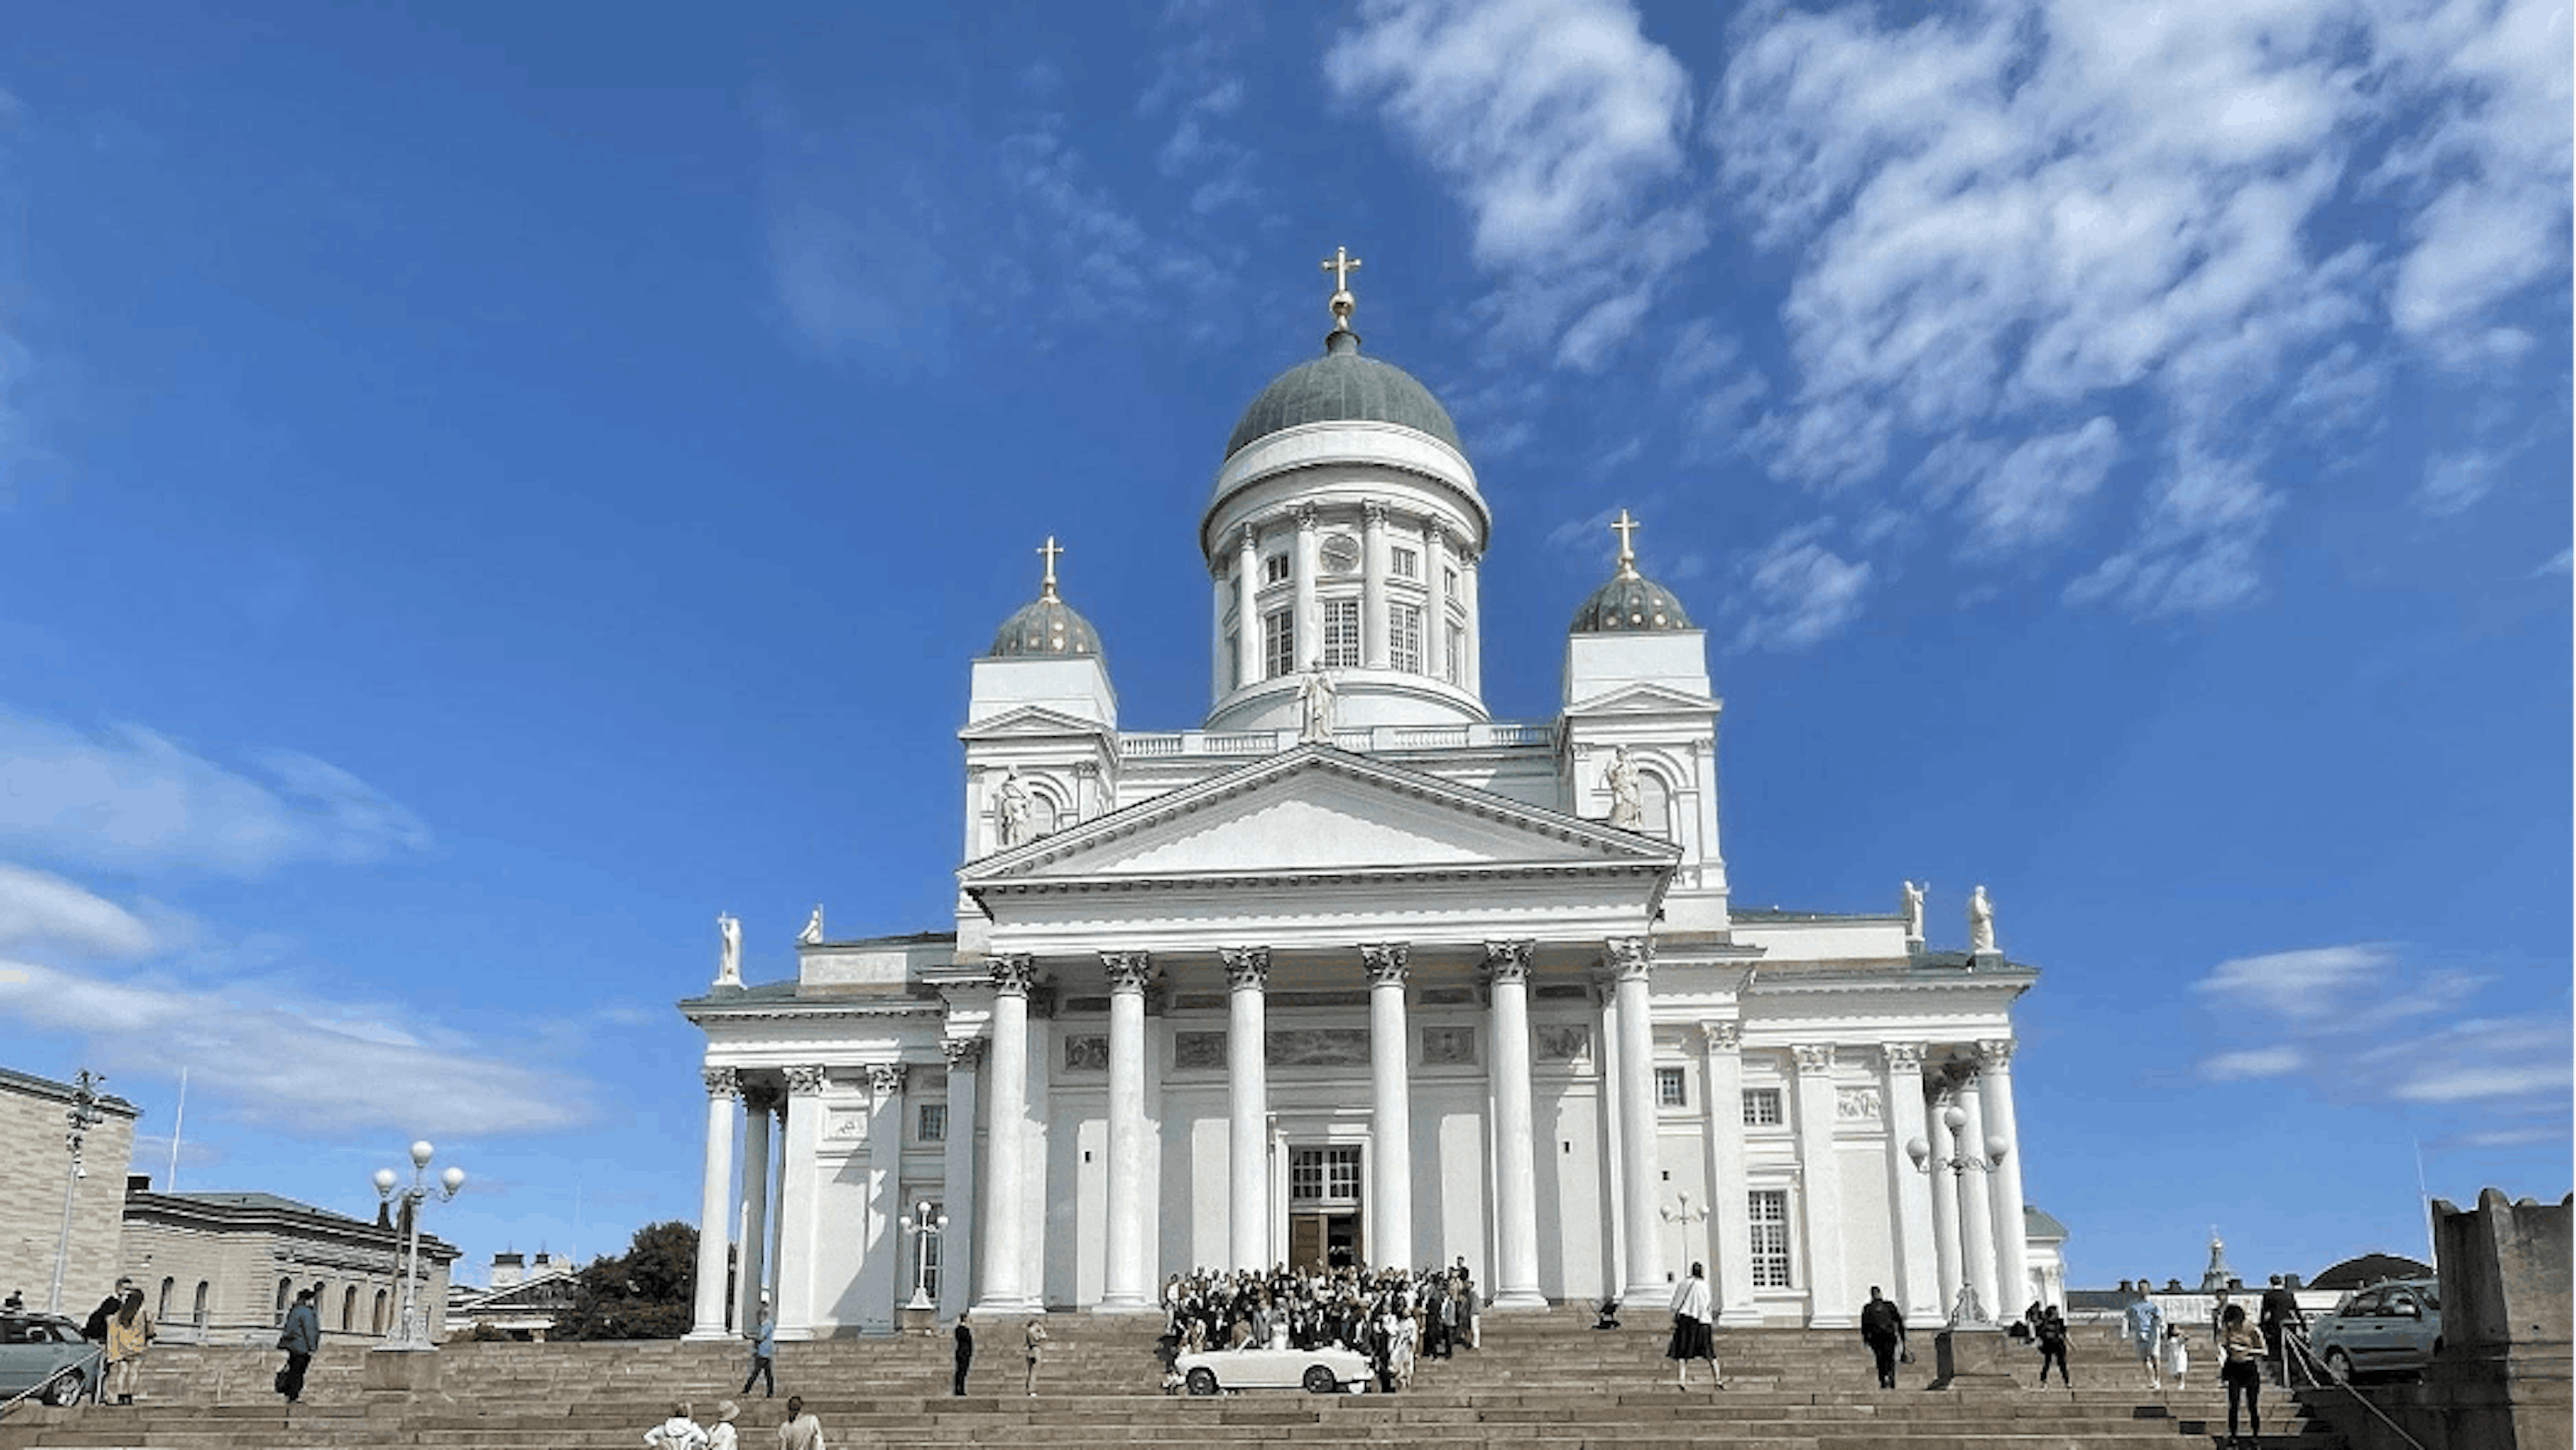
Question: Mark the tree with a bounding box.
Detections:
[557,1221,700,1341]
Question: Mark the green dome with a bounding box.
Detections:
[1570,572,1695,633]
[1225,330,1463,461]
[988,594,1103,659]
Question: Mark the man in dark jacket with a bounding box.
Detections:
[952,1310,973,1396]
[2258,1276,2306,1385]
[276,1288,322,1403]
[82,1280,133,1342]
[1859,1286,1907,1389]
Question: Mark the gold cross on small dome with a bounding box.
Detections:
[1320,246,1363,330]
[1037,535,1065,599]
[1609,509,1641,578]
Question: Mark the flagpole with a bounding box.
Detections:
[167,1068,186,1191]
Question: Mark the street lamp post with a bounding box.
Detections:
[1659,1190,1711,1278]
[902,1200,949,1321]
[1906,1104,2010,1326]
[47,1071,108,1313]
[372,1141,466,1351]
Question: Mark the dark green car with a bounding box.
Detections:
[0,1313,99,1408]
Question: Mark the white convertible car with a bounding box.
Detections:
[1176,1343,1375,1395]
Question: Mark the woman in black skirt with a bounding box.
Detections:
[1666,1261,1723,1388]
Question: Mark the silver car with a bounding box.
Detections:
[2308,1279,2443,1382]
[1176,1343,1375,1395]
[0,1312,101,1408]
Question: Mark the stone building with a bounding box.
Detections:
[680,268,2045,1339]
[119,1184,457,1346]
[0,1065,140,1314]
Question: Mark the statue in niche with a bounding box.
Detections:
[996,768,1034,847]
[715,913,743,985]
[1604,746,1642,829]
[796,904,824,946]
[1968,884,1996,954]
[1298,667,1338,745]
[1901,881,1926,942]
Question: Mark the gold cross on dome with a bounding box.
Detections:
[1609,509,1641,577]
[1037,535,1064,598]
[1320,246,1363,329]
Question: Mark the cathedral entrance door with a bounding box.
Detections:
[1288,1146,1363,1272]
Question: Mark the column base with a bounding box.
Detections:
[1927,1327,2021,1390]
[1717,1306,1766,1327]
[1623,1281,1675,1310]
[681,1327,737,1343]
[973,1296,1046,1318]
[360,1347,444,1394]
[1488,1290,1550,1312]
[1089,1298,1164,1316]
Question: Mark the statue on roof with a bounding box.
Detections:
[1902,881,1926,943]
[996,768,1034,847]
[1299,666,1338,745]
[1968,884,1996,954]
[715,912,743,986]
[1604,746,1642,829]
[796,904,824,947]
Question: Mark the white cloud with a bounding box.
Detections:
[2414,448,2503,517]
[0,957,592,1136]
[2202,1045,2309,1080]
[0,862,156,957]
[1326,0,1703,364]
[1729,521,1871,652]
[0,708,431,876]
[1712,0,2570,619]
[1917,417,2124,561]
[2194,943,2395,1022]
[2535,547,2572,577]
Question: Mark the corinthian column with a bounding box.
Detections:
[1099,951,1155,1311]
[1880,1044,1939,1323]
[1484,942,1545,1310]
[1608,937,1665,1302]
[1927,1080,1963,1317]
[1953,1072,1999,1322]
[736,1084,775,1331]
[938,1039,982,1319]
[1292,506,1321,672]
[1791,1045,1852,1326]
[1235,525,1260,690]
[1979,1039,2032,1312]
[775,1065,826,1338]
[1223,947,1271,1270]
[1699,1022,1760,1325]
[687,1066,741,1340]
[859,1064,907,1332]
[1363,943,1413,1272]
[975,957,1038,1314]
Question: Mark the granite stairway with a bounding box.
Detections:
[0,1307,2347,1449]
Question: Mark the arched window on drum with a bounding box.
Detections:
[1638,770,1674,841]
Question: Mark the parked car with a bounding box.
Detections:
[1176,1343,1374,1395]
[2308,1279,2443,1382]
[0,1312,99,1408]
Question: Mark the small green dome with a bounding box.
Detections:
[1225,330,1463,461]
[988,594,1103,659]
[1570,572,1695,633]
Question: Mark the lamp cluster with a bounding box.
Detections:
[374,1140,466,1351]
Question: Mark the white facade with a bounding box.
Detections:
[680,310,2039,1337]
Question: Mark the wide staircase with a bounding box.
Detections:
[1,1308,2345,1449]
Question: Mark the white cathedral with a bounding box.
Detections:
[681,264,2050,1340]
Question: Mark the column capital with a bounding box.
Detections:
[1362,499,1387,525]
[1697,1020,1741,1053]
[942,1037,986,1072]
[1238,523,1258,554]
[741,1081,780,1114]
[1481,939,1534,984]
[1360,942,1410,986]
[1976,1038,2016,1070]
[1882,1041,1929,1074]
[702,1066,741,1100]
[1792,1043,1838,1076]
[1222,945,1271,990]
[1604,936,1652,983]
[989,954,1037,996]
[1293,503,1319,531]
[867,1063,906,1098]
[782,1064,828,1097]
[1100,951,1155,993]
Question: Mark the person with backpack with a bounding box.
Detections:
[1858,1286,1907,1389]
[2035,1305,2072,1388]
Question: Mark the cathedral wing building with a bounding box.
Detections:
[680,269,2041,1338]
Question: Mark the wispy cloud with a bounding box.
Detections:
[0,708,431,876]
[0,862,157,957]
[1140,1,1264,216]
[0,957,593,1136]
[1728,520,1871,652]
[1326,0,1705,368]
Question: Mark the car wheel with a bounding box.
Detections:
[2324,1348,2354,1384]
[40,1369,85,1407]
[1303,1364,1340,1394]
[1186,1367,1218,1396]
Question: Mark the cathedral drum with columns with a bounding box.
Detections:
[680,259,2044,1339]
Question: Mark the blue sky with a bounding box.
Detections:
[1,0,2566,1294]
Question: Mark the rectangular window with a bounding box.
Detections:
[1263,553,1292,584]
[1322,597,1360,668]
[1742,1088,1782,1127]
[1263,609,1296,679]
[1289,1147,1362,1204]
[1391,546,1419,579]
[1391,603,1424,674]
[917,1102,947,1143]
[1749,1190,1793,1288]
[1443,566,1458,597]
[1656,1066,1686,1108]
[1444,623,1464,685]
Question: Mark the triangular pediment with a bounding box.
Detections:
[964,745,1675,889]
[958,705,1114,741]
[1564,681,1721,716]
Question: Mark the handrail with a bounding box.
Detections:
[0,1344,103,1418]
[2286,1328,2430,1450]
